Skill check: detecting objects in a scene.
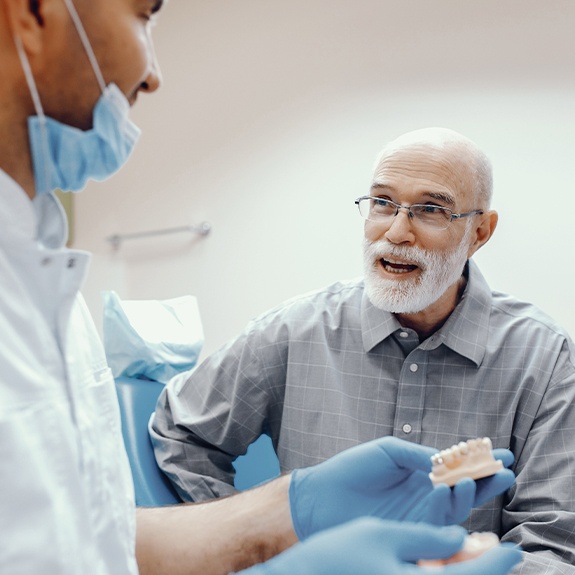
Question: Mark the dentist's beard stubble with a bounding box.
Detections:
[362,231,471,314]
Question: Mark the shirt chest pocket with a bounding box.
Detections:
[76,368,134,533]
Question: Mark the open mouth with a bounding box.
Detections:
[379,257,419,274]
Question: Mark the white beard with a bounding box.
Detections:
[363,230,471,314]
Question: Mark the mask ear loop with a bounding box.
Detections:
[62,0,107,93]
[14,35,52,196]
[14,35,45,118]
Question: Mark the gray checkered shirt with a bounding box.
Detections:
[151,260,575,573]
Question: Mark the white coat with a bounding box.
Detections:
[0,170,137,574]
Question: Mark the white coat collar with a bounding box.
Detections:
[0,169,68,249]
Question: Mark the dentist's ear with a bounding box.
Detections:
[3,0,47,55]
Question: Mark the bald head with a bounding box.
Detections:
[374,128,493,209]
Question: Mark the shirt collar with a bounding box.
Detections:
[423,259,491,366]
[33,191,69,249]
[360,259,491,366]
[360,287,402,352]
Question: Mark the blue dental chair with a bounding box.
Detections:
[115,376,280,506]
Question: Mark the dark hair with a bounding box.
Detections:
[30,0,44,25]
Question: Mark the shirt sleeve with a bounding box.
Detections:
[149,314,288,502]
[501,339,575,574]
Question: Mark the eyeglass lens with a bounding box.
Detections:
[358,198,452,229]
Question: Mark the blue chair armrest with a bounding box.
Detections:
[115,376,181,506]
[115,375,281,505]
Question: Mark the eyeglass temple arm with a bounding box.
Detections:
[451,209,484,220]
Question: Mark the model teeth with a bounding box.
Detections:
[429,437,504,487]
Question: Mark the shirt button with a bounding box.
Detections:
[399,331,408,338]
[410,363,418,372]
[41,257,51,266]
[67,258,76,269]
[402,424,412,434]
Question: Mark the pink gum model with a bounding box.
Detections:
[429,437,504,487]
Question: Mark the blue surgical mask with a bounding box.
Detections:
[25,83,140,195]
[15,0,141,196]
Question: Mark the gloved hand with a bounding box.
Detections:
[289,436,515,540]
[237,519,522,575]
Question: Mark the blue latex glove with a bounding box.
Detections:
[289,436,515,540]
[237,519,522,575]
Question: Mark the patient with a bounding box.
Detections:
[151,127,575,573]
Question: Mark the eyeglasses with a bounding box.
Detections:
[354,196,484,231]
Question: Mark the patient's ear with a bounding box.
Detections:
[467,210,498,258]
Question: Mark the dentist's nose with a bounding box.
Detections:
[140,41,162,93]
[140,64,161,93]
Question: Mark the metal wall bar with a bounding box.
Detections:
[107,221,211,250]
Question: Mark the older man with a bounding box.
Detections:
[152,127,575,574]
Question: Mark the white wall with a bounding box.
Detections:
[75,0,575,358]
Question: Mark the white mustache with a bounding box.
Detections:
[363,239,433,271]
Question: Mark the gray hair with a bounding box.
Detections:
[373,128,493,209]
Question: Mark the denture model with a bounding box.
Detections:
[429,437,503,487]
[418,532,500,567]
